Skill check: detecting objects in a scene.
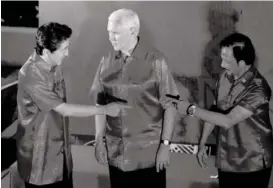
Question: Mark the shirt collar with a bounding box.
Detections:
[226,66,256,87]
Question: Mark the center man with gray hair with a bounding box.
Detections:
[89,9,180,188]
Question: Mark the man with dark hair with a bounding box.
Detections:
[166,32,273,188]
[16,22,130,188]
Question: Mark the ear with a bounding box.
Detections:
[238,60,246,67]
[42,48,50,56]
[129,27,136,36]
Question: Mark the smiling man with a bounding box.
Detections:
[167,32,273,188]
[16,22,130,188]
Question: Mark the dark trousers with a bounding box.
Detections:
[109,165,166,188]
[218,167,272,188]
[25,154,73,188]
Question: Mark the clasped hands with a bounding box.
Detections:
[104,102,131,117]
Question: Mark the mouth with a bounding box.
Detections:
[110,40,118,44]
[226,70,232,75]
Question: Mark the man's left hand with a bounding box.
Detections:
[156,144,170,172]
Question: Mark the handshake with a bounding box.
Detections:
[97,92,131,117]
[103,102,131,117]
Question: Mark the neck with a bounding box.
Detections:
[234,65,251,80]
[40,55,56,67]
[121,37,138,56]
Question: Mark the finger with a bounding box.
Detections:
[156,161,160,173]
[166,159,170,166]
[103,153,108,165]
[100,152,106,165]
[159,162,164,171]
[97,155,103,164]
[163,162,169,169]
[98,153,103,164]
[95,149,102,164]
[100,155,105,165]
[95,154,101,164]
[197,154,206,169]
[197,155,203,168]
[201,155,208,169]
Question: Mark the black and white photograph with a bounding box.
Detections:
[1,1,273,188]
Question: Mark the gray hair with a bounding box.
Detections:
[109,9,140,35]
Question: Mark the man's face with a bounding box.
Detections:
[220,47,240,76]
[107,20,132,51]
[48,39,70,66]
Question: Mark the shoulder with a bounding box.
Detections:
[250,71,272,99]
[146,45,167,63]
[20,58,50,86]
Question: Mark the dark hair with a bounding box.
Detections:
[220,32,256,66]
[35,22,72,55]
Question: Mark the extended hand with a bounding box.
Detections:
[105,103,131,117]
[156,144,170,172]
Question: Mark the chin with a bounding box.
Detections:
[225,70,232,75]
[56,62,62,66]
[112,46,120,51]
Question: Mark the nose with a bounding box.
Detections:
[221,60,227,69]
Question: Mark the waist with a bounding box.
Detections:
[105,136,160,171]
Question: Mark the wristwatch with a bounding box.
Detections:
[187,104,196,116]
[160,139,171,146]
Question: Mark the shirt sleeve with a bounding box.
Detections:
[25,68,64,112]
[89,58,105,105]
[237,86,270,114]
[155,58,179,109]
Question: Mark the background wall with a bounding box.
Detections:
[2,1,273,137]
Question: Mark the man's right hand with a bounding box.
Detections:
[104,103,131,117]
[197,144,208,169]
[95,139,108,165]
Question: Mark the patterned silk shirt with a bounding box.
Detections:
[90,38,179,171]
[16,51,72,185]
[215,66,273,172]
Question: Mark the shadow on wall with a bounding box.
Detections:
[201,1,241,81]
[171,1,242,145]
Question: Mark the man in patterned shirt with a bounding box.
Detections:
[167,32,273,188]
[16,22,130,188]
